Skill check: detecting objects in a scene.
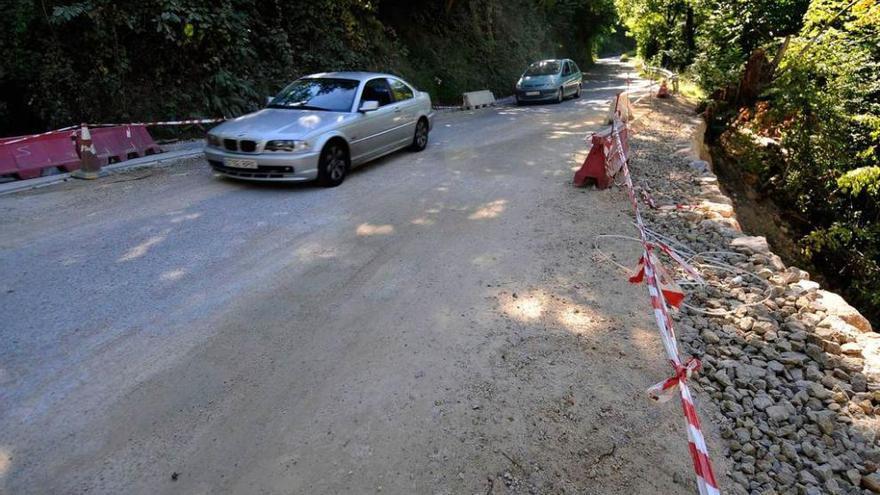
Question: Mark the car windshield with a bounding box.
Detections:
[524,61,560,76]
[268,78,359,112]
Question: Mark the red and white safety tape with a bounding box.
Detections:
[0,125,80,146]
[653,240,706,285]
[1,118,225,147]
[608,116,721,495]
[87,118,225,128]
[640,188,657,209]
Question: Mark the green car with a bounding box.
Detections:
[514,59,583,104]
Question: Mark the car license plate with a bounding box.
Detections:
[526,91,540,96]
[225,158,258,169]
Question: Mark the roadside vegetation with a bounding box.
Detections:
[616,0,880,325]
[0,0,618,136]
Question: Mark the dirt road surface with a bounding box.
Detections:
[0,61,725,494]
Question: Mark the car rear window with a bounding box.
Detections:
[525,61,560,76]
[269,78,359,112]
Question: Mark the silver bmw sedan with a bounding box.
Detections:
[204,72,434,187]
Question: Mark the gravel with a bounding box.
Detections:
[624,96,880,495]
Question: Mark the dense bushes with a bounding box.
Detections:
[0,0,616,136]
[0,0,404,134]
[379,0,616,103]
[782,1,880,318]
[617,0,880,323]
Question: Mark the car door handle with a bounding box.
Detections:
[394,107,402,113]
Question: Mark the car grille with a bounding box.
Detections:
[518,89,555,98]
[222,139,259,153]
[208,160,294,179]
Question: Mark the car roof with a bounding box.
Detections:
[303,72,402,82]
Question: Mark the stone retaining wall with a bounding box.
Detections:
[628,97,879,495]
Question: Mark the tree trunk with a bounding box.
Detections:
[737,48,768,105]
[684,6,695,64]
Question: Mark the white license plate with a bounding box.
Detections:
[225,158,258,169]
[526,91,540,96]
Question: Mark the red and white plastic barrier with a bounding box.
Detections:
[1,117,223,180]
[574,93,632,189]
[0,128,81,179]
[573,124,629,189]
[601,110,720,494]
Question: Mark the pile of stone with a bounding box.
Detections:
[637,168,880,494]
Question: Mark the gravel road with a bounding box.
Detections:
[0,60,723,494]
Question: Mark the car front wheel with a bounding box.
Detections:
[411,118,429,151]
[317,142,349,187]
[556,88,564,104]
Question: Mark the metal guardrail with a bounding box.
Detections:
[644,65,680,93]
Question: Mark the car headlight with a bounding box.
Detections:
[265,140,309,152]
[206,134,221,147]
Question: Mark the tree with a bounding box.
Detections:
[614,0,699,69]
[0,0,617,135]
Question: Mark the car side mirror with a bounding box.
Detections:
[266,96,273,105]
[359,100,380,112]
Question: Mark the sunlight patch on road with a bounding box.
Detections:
[294,242,339,261]
[170,212,201,223]
[471,253,498,266]
[468,199,507,220]
[411,217,434,226]
[413,205,444,226]
[0,446,11,479]
[628,326,663,355]
[548,130,582,139]
[59,255,82,266]
[160,268,186,281]
[556,306,601,331]
[356,223,395,236]
[118,233,167,262]
[498,289,609,334]
[500,292,547,321]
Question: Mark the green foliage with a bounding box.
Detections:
[615,0,699,68]
[752,1,879,322]
[838,166,880,197]
[379,0,616,103]
[689,27,748,91]
[803,221,880,312]
[0,0,616,135]
[617,0,809,79]
[618,0,880,321]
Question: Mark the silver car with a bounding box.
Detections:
[205,72,434,186]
